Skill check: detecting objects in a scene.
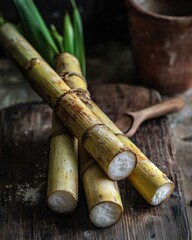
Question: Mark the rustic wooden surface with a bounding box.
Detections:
[0,84,190,240]
[168,88,192,235]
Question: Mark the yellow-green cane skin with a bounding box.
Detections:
[0,23,132,180]
[0,23,68,107]
[118,135,174,204]
[83,164,123,212]
[82,162,123,226]
[55,53,174,205]
[47,113,78,212]
[56,53,124,217]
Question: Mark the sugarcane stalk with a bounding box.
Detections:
[79,144,123,228]
[12,0,124,225]
[47,113,78,213]
[118,136,174,205]
[58,10,124,222]
[48,21,78,213]
[55,53,136,180]
[53,46,124,222]
[55,52,174,205]
[0,23,136,180]
[54,51,124,225]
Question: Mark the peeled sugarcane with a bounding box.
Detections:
[47,113,78,213]
[55,53,174,205]
[0,23,137,181]
[79,144,123,228]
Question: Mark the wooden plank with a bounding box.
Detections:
[168,88,192,233]
[0,84,190,240]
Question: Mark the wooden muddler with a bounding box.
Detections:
[0,23,137,180]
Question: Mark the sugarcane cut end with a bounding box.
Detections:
[108,151,136,180]
[47,191,77,213]
[151,182,174,206]
[90,202,122,228]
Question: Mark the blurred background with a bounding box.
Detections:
[0,0,135,85]
[0,0,129,44]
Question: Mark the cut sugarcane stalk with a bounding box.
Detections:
[0,23,136,180]
[79,144,123,228]
[55,52,174,205]
[55,34,123,222]
[118,136,174,205]
[55,53,136,180]
[47,113,78,213]
[11,0,124,219]
[83,166,123,228]
[86,104,174,205]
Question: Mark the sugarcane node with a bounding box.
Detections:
[73,88,90,97]
[59,71,86,82]
[54,53,62,61]
[73,88,92,109]
[54,89,73,111]
[55,52,80,67]
[24,57,43,70]
[81,123,107,146]
[49,127,71,141]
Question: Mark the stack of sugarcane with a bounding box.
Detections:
[0,0,174,228]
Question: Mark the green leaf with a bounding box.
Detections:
[13,0,59,66]
[50,24,65,53]
[71,0,86,77]
[63,13,74,55]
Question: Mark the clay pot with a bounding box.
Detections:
[126,0,192,94]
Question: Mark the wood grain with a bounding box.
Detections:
[0,84,190,240]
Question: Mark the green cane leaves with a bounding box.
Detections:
[50,24,64,53]
[14,0,86,76]
[63,1,86,76]
[63,13,74,55]
[71,0,86,77]
[13,0,59,67]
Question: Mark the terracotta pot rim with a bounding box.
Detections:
[126,0,192,22]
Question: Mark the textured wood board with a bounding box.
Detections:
[0,84,190,239]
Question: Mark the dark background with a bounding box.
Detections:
[0,0,134,85]
[0,0,130,55]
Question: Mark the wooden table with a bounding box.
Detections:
[0,67,190,239]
